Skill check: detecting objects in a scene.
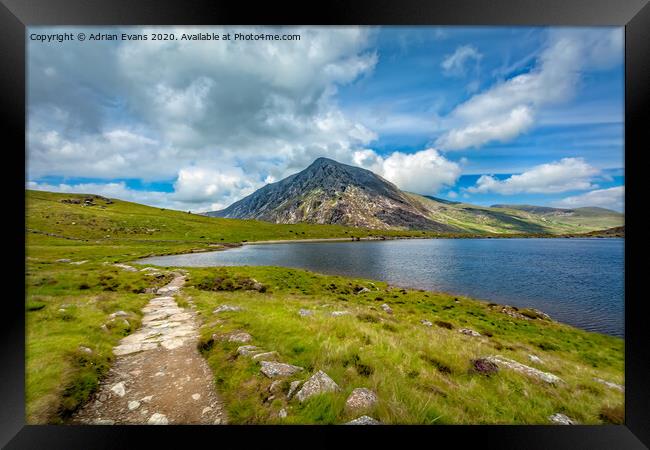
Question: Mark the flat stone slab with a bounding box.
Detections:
[485,355,564,384]
[260,361,304,378]
[295,370,340,402]
[345,415,381,425]
[345,388,378,412]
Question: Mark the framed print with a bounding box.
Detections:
[2,0,648,448]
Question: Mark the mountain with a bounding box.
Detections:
[206,157,624,234]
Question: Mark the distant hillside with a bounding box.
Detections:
[207,158,624,234]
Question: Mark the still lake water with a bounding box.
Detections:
[138,238,624,337]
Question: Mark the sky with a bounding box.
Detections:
[26,26,625,213]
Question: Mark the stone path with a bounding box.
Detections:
[72,273,226,425]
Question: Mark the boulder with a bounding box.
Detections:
[548,413,575,425]
[213,305,243,314]
[294,370,340,402]
[380,304,393,314]
[260,361,304,378]
[227,332,252,343]
[485,355,564,385]
[252,351,279,362]
[458,328,481,337]
[345,415,381,425]
[345,388,378,412]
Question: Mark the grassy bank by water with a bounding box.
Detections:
[25,189,624,424]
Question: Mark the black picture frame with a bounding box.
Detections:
[2,0,647,448]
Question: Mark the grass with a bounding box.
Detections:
[25,189,624,424]
[183,266,623,425]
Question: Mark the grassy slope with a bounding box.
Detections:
[25,189,624,424]
[406,193,623,234]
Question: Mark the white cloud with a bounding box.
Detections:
[441,45,482,76]
[554,186,624,212]
[27,26,380,198]
[353,148,461,194]
[436,28,623,150]
[466,157,600,194]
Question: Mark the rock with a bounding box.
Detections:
[202,407,213,415]
[485,356,564,385]
[345,415,381,425]
[98,394,108,402]
[295,370,340,402]
[549,413,575,425]
[287,380,302,399]
[252,351,279,362]
[213,305,242,314]
[70,260,88,265]
[531,308,552,320]
[331,311,350,317]
[147,413,169,425]
[192,393,201,400]
[298,309,313,316]
[421,320,433,327]
[470,358,499,376]
[593,377,625,392]
[110,382,126,397]
[109,310,129,318]
[260,361,304,378]
[500,305,529,320]
[100,324,109,332]
[113,263,138,272]
[458,328,481,337]
[228,332,253,343]
[214,418,223,425]
[278,408,288,418]
[128,400,141,411]
[78,346,93,354]
[237,345,261,356]
[345,388,378,412]
[141,396,153,403]
[528,354,543,364]
[56,259,72,263]
[380,304,393,314]
[269,380,283,394]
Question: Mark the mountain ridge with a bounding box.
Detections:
[206,157,624,234]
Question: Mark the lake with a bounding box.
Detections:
[138,238,624,337]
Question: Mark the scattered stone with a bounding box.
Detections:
[98,394,108,402]
[202,407,213,415]
[213,305,243,314]
[499,305,529,320]
[345,415,381,425]
[421,320,433,327]
[287,380,302,400]
[113,263,138,272]
[109,310,129,318]
[79,346,93,354]
[458,328,481,337]
[593,377,625,392]
[470,358,499,376]
[127,401,141,411]
[528,354,543,364]
[56,258,72,263]
[331,311,350,317]
[252,351,279,362]
[531,309,552,320]
[141,396,153,403]
[269,380,283,394]
[70,260,88,265]
[356,287,371,294]
[295,370,340,402]
[237,345,262,356]
[298,309,313,316]
[192,393,201,401]
[110,382,126,397]
[260,361,304,378]
[548,413,575,425]
[278,408,287,418]
[345,388,378,412]
[228,332,253,343]
[147,413,169,425]
[380,304,393,314]
[213,418,223,425]
[485,356,564,384]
